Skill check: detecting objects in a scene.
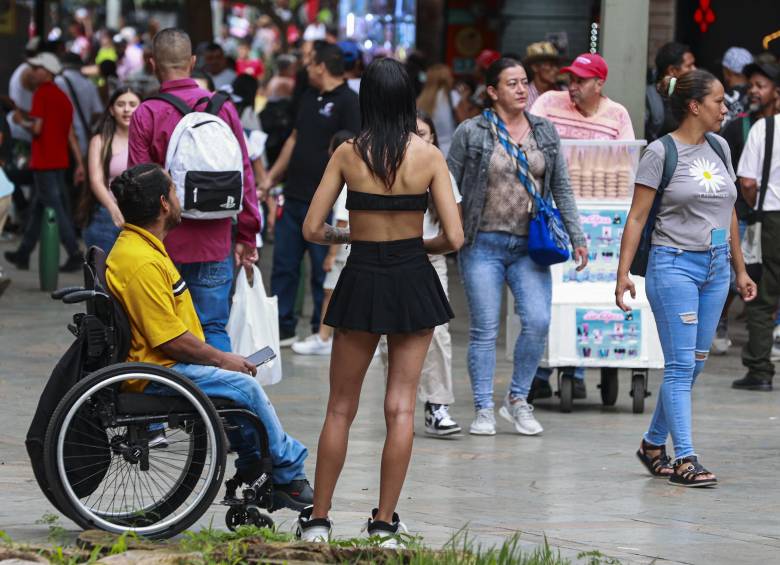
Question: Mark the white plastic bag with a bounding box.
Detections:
[226,265,282,386]
[742,221,762,275]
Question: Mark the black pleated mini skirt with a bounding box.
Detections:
[323,237,454,333]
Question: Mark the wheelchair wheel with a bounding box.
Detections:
[43,363,227,539]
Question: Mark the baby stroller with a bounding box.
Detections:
[25,247,280,538]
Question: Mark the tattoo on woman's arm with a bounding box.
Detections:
[324,225,351,243]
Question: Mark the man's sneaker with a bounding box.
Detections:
[469,408,496,436]
[280,329,298,348]
[296,505,332,543]
[272,478,313,511]
[732,374,773,391]
[528,377,553,403]
[60,253,84,273]
[499,395,543,435]
[711,320,732,355]
[572,379,587,400]
[4,250,29,270]
[364,508,408,549]
[424,402,461,436]
[291,334,332,355]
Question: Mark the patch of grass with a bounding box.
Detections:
[35,512,69,544]
[0,530,11,543]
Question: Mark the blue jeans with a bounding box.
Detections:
[146,363,308,484]
[177,255,233,353]
[18,169,79,258]
[644,244,730,459]
[459,232,552,409]
[271,197,330,335]
[83,205,121,255]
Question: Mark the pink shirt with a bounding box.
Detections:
[128,78,260,264]
[530,90,635,141]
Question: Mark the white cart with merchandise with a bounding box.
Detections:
[507,139,664,413]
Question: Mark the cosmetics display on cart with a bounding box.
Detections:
[507,139,663,413]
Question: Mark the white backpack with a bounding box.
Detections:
[151,92,244,219]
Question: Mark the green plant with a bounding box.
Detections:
[0,530,11,543]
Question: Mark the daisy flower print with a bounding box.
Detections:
[689,158,726,193]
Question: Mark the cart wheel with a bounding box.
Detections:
[246,505,274,529]
[631,372,646,414]
[559,372,574,413]
[226,506,248,531]
[599,368,619,406]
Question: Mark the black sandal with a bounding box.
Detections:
[636,439,673,477]
[668,456,718,488]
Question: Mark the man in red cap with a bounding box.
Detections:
[530,52,634,140]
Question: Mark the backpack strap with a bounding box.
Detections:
[757,116,775,213]
[742,116,752,144]
[147,93,192,116]
[658,134,678,193]
[205,91,231,116]
[704,132,729,170]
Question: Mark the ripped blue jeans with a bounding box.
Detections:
[644,244,730,459]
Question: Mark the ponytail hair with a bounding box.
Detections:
[658,69,719,123]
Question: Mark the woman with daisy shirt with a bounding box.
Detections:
[616,69,757,487]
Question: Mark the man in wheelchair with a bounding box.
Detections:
[105,163,312,512]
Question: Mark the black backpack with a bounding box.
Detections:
[630,133,729,277]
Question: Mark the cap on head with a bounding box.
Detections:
[523,41,560,66]
[722,47,753,74]
[560,53,608,81]
[743,62,780,86]
[476,49,501,70]
[27,52,62,75]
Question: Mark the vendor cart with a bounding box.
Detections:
[507,139,663,413]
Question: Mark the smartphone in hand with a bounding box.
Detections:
[245,346,277,367]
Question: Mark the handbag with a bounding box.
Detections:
[483,109,571,265]
[741,116,775,282]
[630,132,729,277]
[226,265,283,386]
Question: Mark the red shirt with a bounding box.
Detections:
[29,81,73,170]
[128,78,260,264]
[236,58,264,79]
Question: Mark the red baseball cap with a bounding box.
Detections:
[560,53,608,80]
[476,49,501,70]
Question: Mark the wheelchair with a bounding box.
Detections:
[28,247,281,539]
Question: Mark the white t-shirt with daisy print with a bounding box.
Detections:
[635,134,737,251]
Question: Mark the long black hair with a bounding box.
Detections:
[354,57,417,191]
[416,110,442,223]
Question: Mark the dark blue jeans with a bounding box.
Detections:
[177,255,234,353]
[18,169,79,259]
[271,197,330,335]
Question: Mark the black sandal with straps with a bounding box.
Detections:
[636,439,673,477]
[668,455,718,487]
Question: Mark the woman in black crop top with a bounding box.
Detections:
[296,58,463,545]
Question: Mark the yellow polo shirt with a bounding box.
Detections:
[106,224,205,390]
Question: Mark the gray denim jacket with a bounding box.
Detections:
[447,112,586,248]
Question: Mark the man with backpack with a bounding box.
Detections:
[733,71,780,391]
[712,62,780,355]
[128,28,261,353]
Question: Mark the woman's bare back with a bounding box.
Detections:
[341,135,443,242]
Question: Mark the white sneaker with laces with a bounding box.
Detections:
[469,408,496,436]
[424,403,461,436]
[499,395,543,435]
[291,334,332,356]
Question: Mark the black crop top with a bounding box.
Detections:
[346,190,428,211]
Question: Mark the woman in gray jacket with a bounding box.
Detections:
[448,57,588,436]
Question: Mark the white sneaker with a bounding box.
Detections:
[711,336,732,355]
[296,506,332,543]
[469,408,496,436]
[499,395,543,435]
[363,508,408,548]
[424,402,461,436]
[291,334,332,355]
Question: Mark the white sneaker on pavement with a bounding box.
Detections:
[296,506,332,543]
[424,402,461,436]
[469,408,496,436]
[363,508,408,548]
[291,334,332,355]
[499,395,543,435]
